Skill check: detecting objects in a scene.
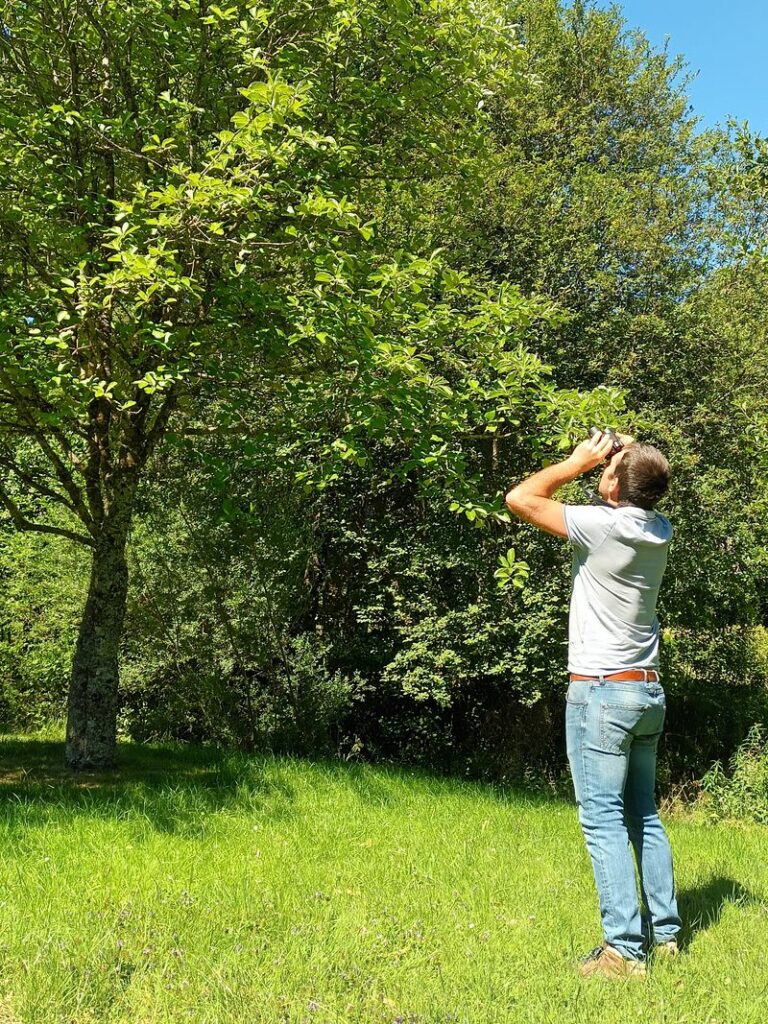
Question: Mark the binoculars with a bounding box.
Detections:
[589,427,624,461]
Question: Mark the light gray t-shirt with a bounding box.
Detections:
[563,504,672,674]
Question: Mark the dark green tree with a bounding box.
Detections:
[0,1,575,767]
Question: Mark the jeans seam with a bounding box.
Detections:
[581,694,614,928]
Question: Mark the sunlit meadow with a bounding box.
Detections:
[1,735,766,1024]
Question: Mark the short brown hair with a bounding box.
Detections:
[615,443,670,510]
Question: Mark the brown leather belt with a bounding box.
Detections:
[570,670,659,682]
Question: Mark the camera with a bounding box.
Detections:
[589,426,624,461]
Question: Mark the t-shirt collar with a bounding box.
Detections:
[617,505,656,520]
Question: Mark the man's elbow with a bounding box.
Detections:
[505,486,528,517]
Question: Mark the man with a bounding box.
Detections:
[505,430,682,979]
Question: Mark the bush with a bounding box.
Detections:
[659,626,768,785]
[0,527,86,731]
[117,480,362,755]
[701,724,768,823]
[121,633,360,757]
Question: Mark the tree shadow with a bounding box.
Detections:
[0,737,297,837]
[676,876,765,949]
[0,736,571,839]
[316,758,571,809]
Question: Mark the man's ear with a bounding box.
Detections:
[608,476,622,503]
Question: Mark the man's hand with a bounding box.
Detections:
[616,432,635,448]
[566,433,615,475]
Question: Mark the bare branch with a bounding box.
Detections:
[32,431,96,532]
[0,483,95,546]
[0,449,82,515]
[0,366,96,531]
[142,386,178,464]
[78,119,166,171]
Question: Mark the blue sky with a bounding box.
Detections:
[597,1,768,134]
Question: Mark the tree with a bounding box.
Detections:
[0,0,551,767]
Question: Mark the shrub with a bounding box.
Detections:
[659,626,768,784]
[701,724,768,824]
[0,527,86,731]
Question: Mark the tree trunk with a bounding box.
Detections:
[65,496,134,770]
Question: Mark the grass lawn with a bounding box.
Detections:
[1,735,766,1024]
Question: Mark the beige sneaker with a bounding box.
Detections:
[578,943,647,979]
[654,939,679,958]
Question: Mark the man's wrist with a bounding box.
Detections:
[562,454,588,478]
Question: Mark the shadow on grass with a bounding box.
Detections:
[0,737,296,836]
[316,756,572,810]
[0,735,569,837]
[677,876,766,949]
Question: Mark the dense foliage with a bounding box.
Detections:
[2,1,768,783]
[702,722,768,823]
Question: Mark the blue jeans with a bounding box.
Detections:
[566,677,681,960]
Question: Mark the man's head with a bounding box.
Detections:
[598,443,670,510]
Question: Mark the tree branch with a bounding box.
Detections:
[142,386,178,464]
[0,483,95,546]
[0,365,97,532]
[0,449,82,516]
[31,431,97,532]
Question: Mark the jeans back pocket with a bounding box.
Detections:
[599,699,665,755]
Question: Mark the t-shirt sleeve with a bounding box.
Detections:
[563,504,613,553]
[656,512,673,540]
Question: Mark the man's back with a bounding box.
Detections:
[564,504,672,675]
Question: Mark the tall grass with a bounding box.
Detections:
[0,735,766,1023]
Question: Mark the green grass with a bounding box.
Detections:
[0,736,766,1024]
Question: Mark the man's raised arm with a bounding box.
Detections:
[505,434,614,537]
